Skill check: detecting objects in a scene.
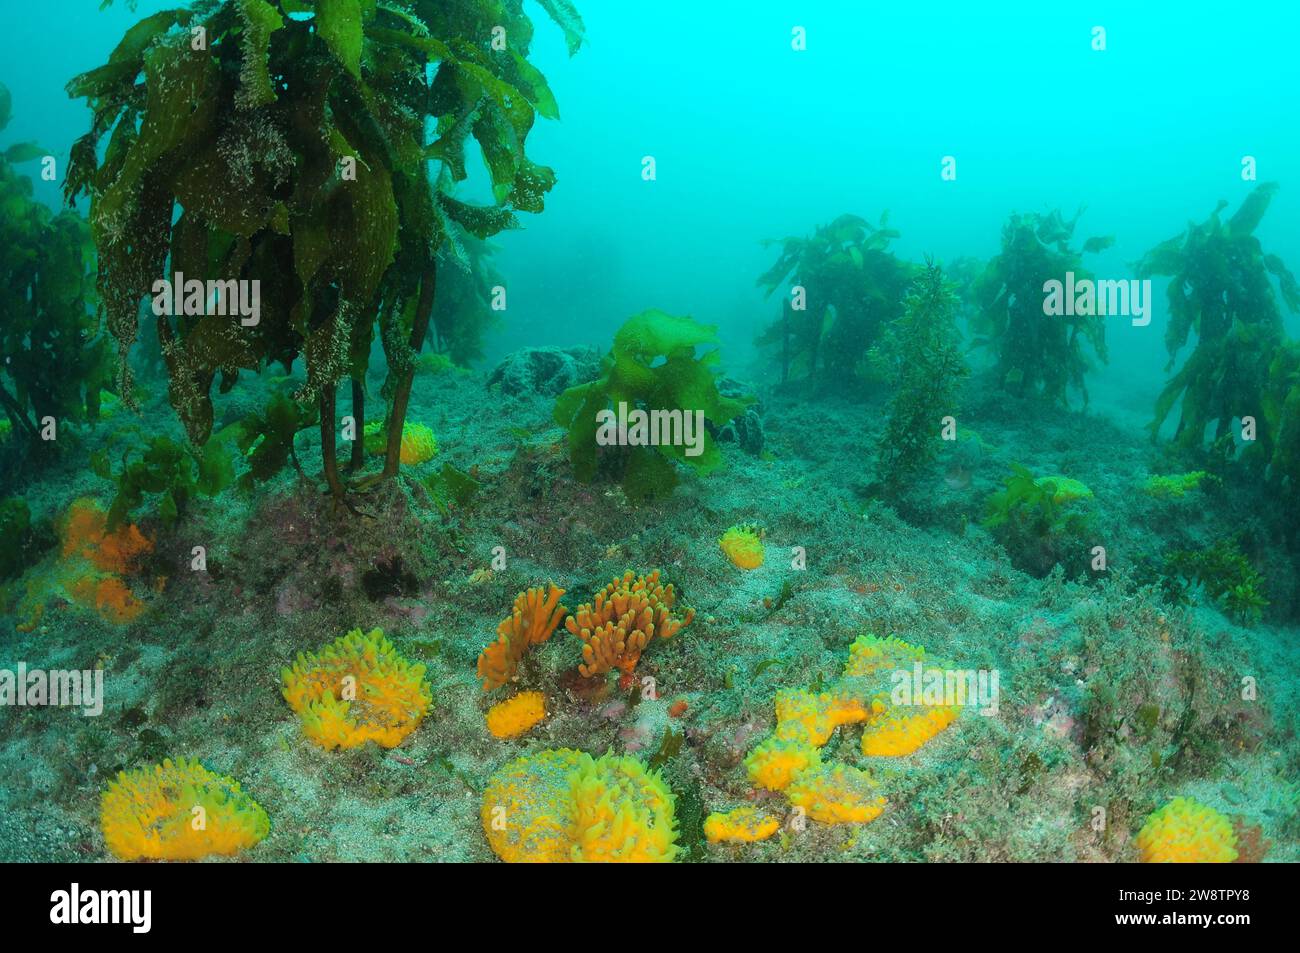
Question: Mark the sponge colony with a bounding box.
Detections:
[101,758,269,861]
[481,749,679,862]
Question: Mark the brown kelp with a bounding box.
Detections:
[972,208,1109,406]
[757,212,914,388]
[65,0,583,509]
[1138,182,1298,462]
[874,261,968,499]
[0,81,111,470]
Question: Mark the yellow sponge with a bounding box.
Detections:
[1137,797,1238,863]
[786,764,887,825]
[861,705,959,757]
[704,807,780,843]
[485,691,546,739]
[719,525,764,570]
[101,758,269,861]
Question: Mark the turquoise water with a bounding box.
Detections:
[1,1,1298,864]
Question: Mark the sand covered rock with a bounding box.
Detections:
[486,346,602,399]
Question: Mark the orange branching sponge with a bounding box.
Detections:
[477,584,567,691]
[481,749,679,862]
[704,807,780,843]
[786,764,887,825]
[485,691,547,739]
[100,758,270,861]
[281,629,432,750]
[1137,797,1239,863]
[565,570,694,679]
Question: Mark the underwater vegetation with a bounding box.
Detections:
[0,497,55,584]
[874,261,968,498]
[983,464,1094,577]
[430,230,504,368]
[92,434,235,529]
[1261,337,1300,525]
[1140,183,1298,460]
[1161,536,1269,625]
[553,310,752,501]
[757,212,913,388]
[0,81,111,476]
[972,208,1109,405]
[65,0,582,509]
[3,1,1299,874]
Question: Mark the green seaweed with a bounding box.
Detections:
[236,392,318,489]
[92,434,237,529]
[1162,537,1269,625]
[875,261,968,497]
[553,310,752,502]
[0,497,56,583]
[647,727,684,773]
[983,464,1094,577]
[423,463,480,515]
[1261,339,1300,524]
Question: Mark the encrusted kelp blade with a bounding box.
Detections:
[67,0,577,482]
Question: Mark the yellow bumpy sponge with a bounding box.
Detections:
[485,691,547,738]
[861,705,960,757]
[719,525,764,570]
[101,758,269,861]
[481,748,679,862]
[1137,797,1238,863]
[363,420,439,465]
[704,807,780,843]
[786,764,887,825]
[282,628,432,750]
